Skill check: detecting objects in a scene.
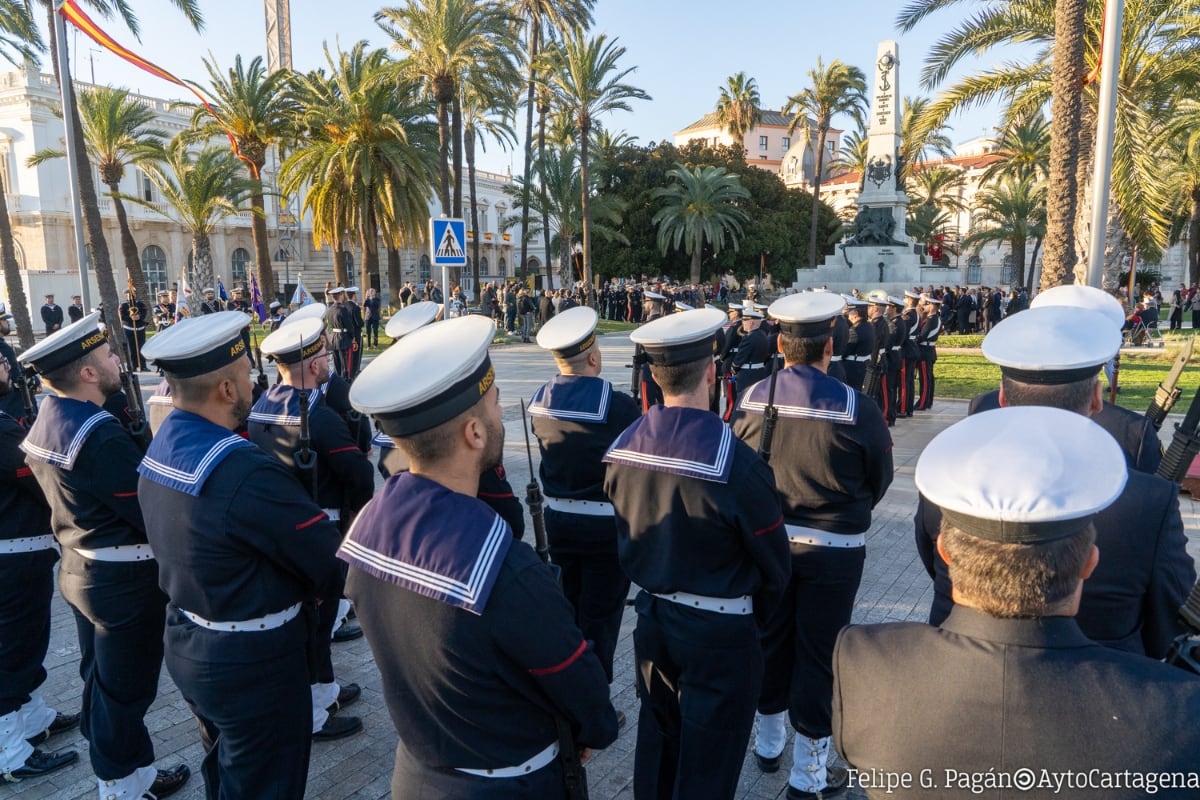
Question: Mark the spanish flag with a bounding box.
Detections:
[57,0,260,178]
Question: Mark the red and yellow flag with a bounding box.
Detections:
[58,0,260,178]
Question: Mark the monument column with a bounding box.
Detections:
[859,39,910,244]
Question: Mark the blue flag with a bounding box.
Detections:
[217,278,228,301]
[249,274,267,322]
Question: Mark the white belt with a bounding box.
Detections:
[180,602,302,632]
[651,591,752,615]
[891,345,901,350]
[455,741,559,778]
[331,328,348,333]
[740,362,766,370]
[0,534,56,554]
[784,524,865,549]
[322,508,341,522]
[848,355,871,362]
[829,355,843,362]
[543,497,614,516]
[72,543,155,562]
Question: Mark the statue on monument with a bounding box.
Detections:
[844,206,905,247]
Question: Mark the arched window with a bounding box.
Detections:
[480,256,489,275]
[142,245,167,294]
[1001,254,1014,286]
[231,248,250,285]
[526,257,540,274]
[967,255,982,285]
[498,257,507,276]
[419,254,431,282]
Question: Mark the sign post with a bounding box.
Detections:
[430,218,466,316]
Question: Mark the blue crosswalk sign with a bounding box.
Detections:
[430,218,467,267]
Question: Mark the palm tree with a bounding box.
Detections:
[899,96,954,179]
[282,43,438,296]
[715,72,761,145]
[185,54,296,305]
[376,0,515,219]
[135,138,256,313]
[542,29,649,299]
[29,86,167,308]
[652,163,750,285]
[40,0,203,364]
[462,82,516,293]
[784,57,867,268]
[1043,0,1088,288]
[830,126,869,177]
[1160,100,1200,285]
[981,112,1051,185]
[963,176,1047,290]
[506,0,593,284]
[908,165,966,216]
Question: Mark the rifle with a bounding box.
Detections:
[757,353,781,464]
[116,281,149,443]
[518,398,589,800]
[1154,384,1200,485]
[1145,337,1193,431]
[627,344,645,407]
[249,324,269,392]
[1109,353,1120,405]
[295,334,318,499]
[17,365,37,427]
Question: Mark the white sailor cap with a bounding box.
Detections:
[142,311,252,378]
[19,312,107,374]
[329,286,346,296]
[0,302,11,320]
[269,300,282,310]
[385,301,440,340]
[1029,284,1125,331]
[728,303,744,312]
[920,293,942,306]
[904,290,921,300]
[769,292,845,337]
[866,290,890,305]
[644,290,666,301]
[536,306,598,357]
[982,306,1120,385]
[260,317,325,364]
[916,406,1126,544]
[742,305,764,319]
[674,302,694,312]
[280,302,328,327]
[351,315,496,437]
[842,294,869,308]
[888,295,904,307]
[203,287,215,293]
[346,286,360,294]
[630,307,725,366]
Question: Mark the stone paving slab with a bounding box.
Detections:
[15,332,1198,800]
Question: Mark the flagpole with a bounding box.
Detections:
[54,2,90,310]
[1086,0,1125,288]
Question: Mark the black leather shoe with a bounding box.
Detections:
[785,766,848,799]
[26,711,81,747]
[149,764,191,799]
[6,748,78,781]
[332,620,362,643]
[313,715,363,741]
[326,683,361,713]
[754,751,781,773]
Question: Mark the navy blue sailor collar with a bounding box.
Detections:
[338,472,512,614]
[246,383,322,427]
[739,364,857,424]
[139,409,255,496]
[603,405,734,484]
[528,374,612,424]
[21,395,116,470]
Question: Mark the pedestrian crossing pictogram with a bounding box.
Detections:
[430,218,467,267]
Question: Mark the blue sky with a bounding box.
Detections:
[52,0,1024,174]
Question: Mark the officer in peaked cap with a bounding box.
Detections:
[530,307,641,692]
[865,292,892,420]
[371,305,525,536]
[730,292,892,799]
[837,407,1200,792]
[898,290,921,416]
[643,289,667,322]
[0,333,79,785]
[732,304,772,400]
[884,295,907,426]
[344,287,364,376]
[717,303,745,420]
[603,308,790,800]
[266,300,285,331]
[969,284,1161,474]
[248,316,374,741]
[324,287,355,380]
[913,293,942,410]
[914,305,1194,660]
[138,312,342,799]
[841,296,874,392]
[19,314,190,800]
[339,315,618,799]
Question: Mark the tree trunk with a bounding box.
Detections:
[250,178,277,303]
[333,242,349,287]
[1029,237,1045,291]
[1189,188,1200,286]
[538,92,553,292]
[689,240,702,286]
[192,234,215,304]
[808,125,829,267]
[518,23,540,283]
[1011,232,1027,289]
[359,202,378,296]
[0,175,33,348]
[108,184,149,305]
[1041,0,1088,290]
[46,9,129,365]
[434,76,453,216]
[467,123,481,294]
[452,94,463,219]
[579,116,594,305]
[386,246,401,311]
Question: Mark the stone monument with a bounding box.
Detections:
[801,40,926,291]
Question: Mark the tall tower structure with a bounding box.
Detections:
[264,0,292,71]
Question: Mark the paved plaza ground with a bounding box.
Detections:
[11,331,1200,800]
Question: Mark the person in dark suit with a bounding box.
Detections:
[68,296,85,324]
[39,295,63,337]
[324,287,354,379]
[914,305,1194,660]
[836,406,1200,799]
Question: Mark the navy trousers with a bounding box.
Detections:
[0,549,57,716]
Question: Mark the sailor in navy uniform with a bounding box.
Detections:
[841,297,873,392]
[885,296,906,426]
[0,305,31,423]
[898,290,921,416]
[0,355,79,784]
[282,303,370,450]
[138,312,343,800]
[345,287,364,378]
[340,315,619,798]
[914,306,1194,660]
[325,287,355,380]
[603,308,791,800]
[530,307,641,687]
[225,287,251,314]
[913,294,941,410]
[249,317,375,740]
[643,289,667,322]
[19,313,190,800]
[865,292,892,419]
[826,295,849,385]
[198,288,223,315]
[266,300,286,331]
[729,292,892,800]
[836,407,1200,798]
[732,305,771,397]
[718,304,744,419]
